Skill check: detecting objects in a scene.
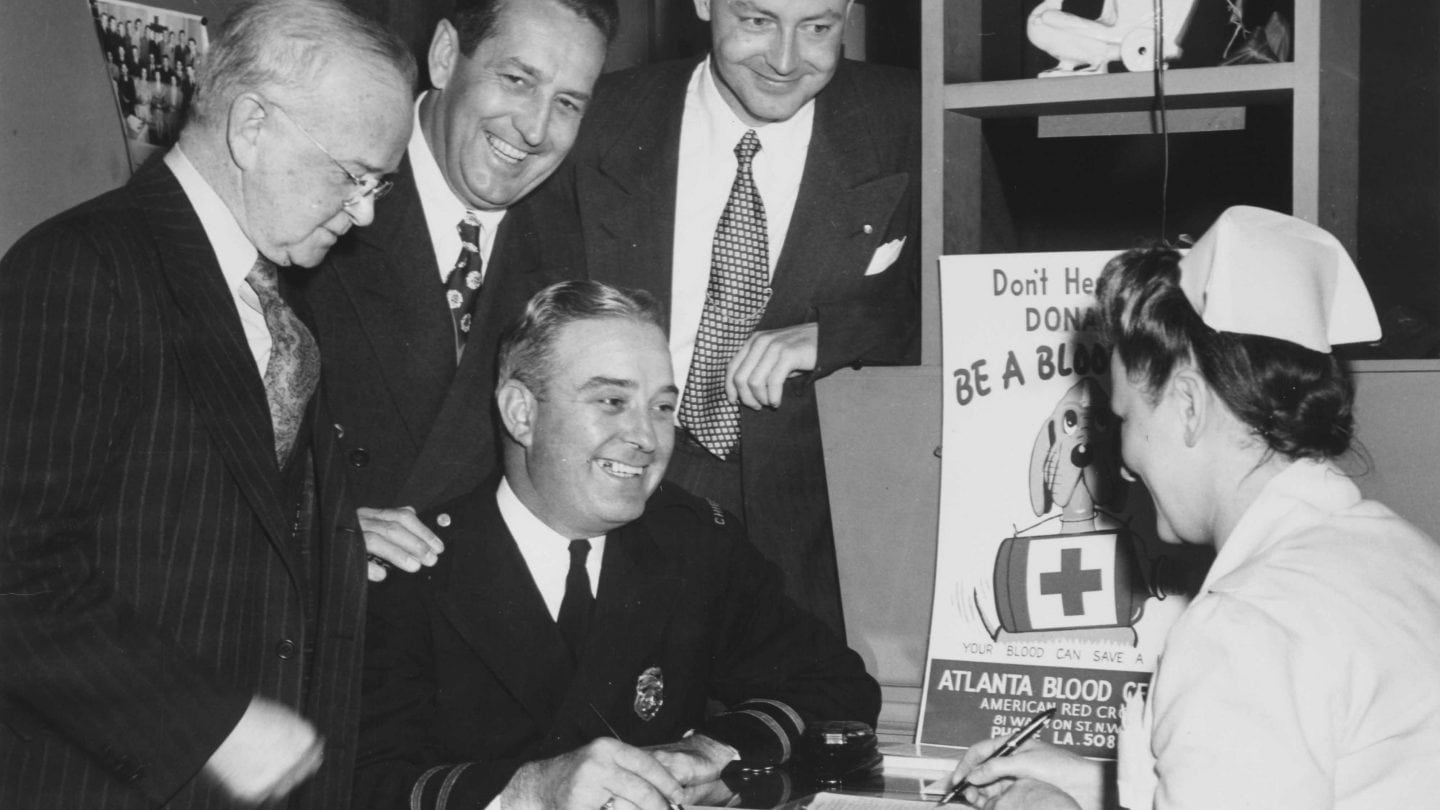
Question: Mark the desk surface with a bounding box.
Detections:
[695,762,946,810]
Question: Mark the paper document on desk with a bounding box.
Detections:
[877,741,961,776]
[798,792,961,810]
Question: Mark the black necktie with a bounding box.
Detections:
[445,213,484,362]
[246,258,320,466]
[556,539,593,659]
[678,130,770,460]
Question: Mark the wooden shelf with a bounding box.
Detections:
[945,63,1296,118]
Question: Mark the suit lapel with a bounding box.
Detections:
[766,63,910,328]
[131,163,300,581]
[437,490,574,727]
[333,161,456,452]
[579,68,691,328]
[396,205,538,508]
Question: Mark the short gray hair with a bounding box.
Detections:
[189,0,416,127]
[499,281,665,396]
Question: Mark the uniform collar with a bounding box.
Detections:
[1200,458,1362,592]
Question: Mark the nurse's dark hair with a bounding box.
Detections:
[1095,243,1355,460]
[498,280,664,396]
[449,0,620,54]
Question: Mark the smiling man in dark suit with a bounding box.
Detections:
[302,0,618,579]
[555,0,921,637]
[356,281,879,810]
[0,1,416,806]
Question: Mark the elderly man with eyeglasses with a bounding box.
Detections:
[0,1,418,807]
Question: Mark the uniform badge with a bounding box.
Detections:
[633,666,664,722]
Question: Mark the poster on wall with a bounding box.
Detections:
[916,252,1206,760]
[86,0,209,172]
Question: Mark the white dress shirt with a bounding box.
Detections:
[670,57,815,402]
[163,147,268,375]
[410,93,507,284]
[495,477,606,620]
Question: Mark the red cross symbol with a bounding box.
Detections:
[1040,547,1103,616]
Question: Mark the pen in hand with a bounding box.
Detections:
[933,706,1057,807]
[588,702,687,810]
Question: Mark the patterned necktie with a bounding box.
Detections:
[678,130,770,461]
[445,213,485,361]
[246,258,320,466]
[556,539,594,659]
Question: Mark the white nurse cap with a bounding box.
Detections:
[1177,206,1381,353]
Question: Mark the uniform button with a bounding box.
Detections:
[436,513,451,528]
[863,223,874,235]
[348,448,370,468]
[276,639,297,659]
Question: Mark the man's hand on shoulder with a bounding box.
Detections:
[646,733,739,787]
[725,322,818,410]
[501,737,685,810]
[204,696,324,805]
[358,506,445,582]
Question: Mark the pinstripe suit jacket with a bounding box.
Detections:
[0,160,367,808]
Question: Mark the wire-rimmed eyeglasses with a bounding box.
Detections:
[268,101,394,207]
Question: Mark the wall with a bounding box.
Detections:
[1,0,230,256]
[1,1,128,254]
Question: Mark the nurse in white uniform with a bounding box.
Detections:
[942,206,1440,810]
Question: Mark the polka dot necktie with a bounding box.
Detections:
[444,213,485,362]
[678,130,770,461]
[246,258,320,466]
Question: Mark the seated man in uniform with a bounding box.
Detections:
[356,280,880,810]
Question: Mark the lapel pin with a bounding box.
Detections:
[862,223,874,235]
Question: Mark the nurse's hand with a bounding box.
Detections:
[943,737,1104,810]
[974,778,1081,810]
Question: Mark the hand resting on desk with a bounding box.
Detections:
[646,732,741,787]
[500,737,686,810]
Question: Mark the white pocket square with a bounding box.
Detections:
[864,237,906,276]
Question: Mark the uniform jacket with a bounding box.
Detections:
[302,160,575,513]
[0,160,367,808]
[552,58,922,633]
[1119,459,1440,810]
[355,480,881,810]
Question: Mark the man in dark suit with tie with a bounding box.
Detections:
[554,0,920,637]
[0,1,418,806]
[356,281,880,810]
[302,0,617,579]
